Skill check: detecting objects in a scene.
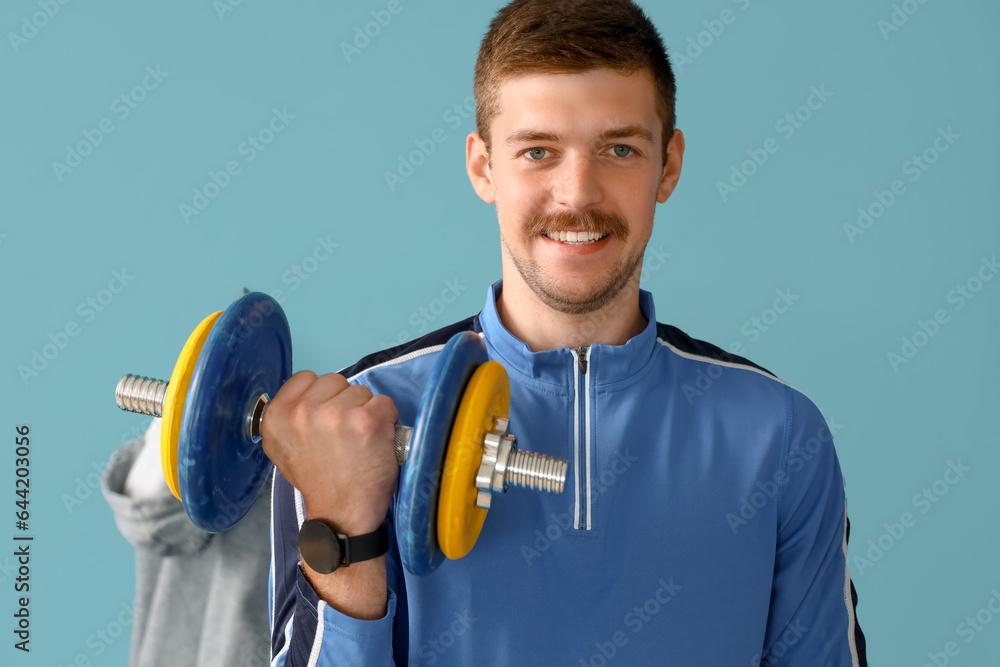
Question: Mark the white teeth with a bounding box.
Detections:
[544,230,606,244]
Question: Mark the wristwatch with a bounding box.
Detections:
[298,519,390,574]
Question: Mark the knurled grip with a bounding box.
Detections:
[394,425,412,465]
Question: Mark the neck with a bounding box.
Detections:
[495,276,648,352]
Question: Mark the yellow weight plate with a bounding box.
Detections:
[161,311,223,501]
[438,360,510,560]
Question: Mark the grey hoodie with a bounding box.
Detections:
[101,427,272,667]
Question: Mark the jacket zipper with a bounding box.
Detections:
[573,346,591,530]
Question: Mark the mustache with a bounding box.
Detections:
[524,209,629,240]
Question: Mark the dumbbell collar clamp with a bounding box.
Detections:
[475,417,514,510]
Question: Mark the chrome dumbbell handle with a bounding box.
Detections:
[395,426,413,465]
[115,374,567,505]
[115,374,412,457]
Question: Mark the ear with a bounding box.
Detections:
[466,132,496,204]
[656,129,685,203]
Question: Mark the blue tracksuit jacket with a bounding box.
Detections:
[269,281,867,665]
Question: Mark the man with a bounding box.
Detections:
[264,0,868,664]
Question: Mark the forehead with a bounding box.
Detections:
[493,68,660,138]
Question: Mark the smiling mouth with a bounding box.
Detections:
[542,230,610,245]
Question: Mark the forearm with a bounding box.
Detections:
[270,472,398,666]
[301,557,388,620]
[299,489,392,620]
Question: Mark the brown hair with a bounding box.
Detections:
[474,0,677,166]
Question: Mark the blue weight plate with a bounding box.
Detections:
[397,331,487,576]
[179,293,291,532]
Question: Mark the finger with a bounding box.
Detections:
[298,372,351,404]
[365,393,399,426]
[333,383,376,408]
[270,370,319,406]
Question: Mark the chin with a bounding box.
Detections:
[533,277,624,315]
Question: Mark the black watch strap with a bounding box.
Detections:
[298,519,389,574]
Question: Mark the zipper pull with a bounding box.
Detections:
[577,346,588,374]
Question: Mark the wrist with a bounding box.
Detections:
[301,491,387,535]
[298,518,390,575]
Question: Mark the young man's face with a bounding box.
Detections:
[467,68,683,315]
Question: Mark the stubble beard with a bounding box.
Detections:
[500,207,648,315]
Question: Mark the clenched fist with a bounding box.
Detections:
[261,371,399,535]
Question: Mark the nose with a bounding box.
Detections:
[551,154,603,211]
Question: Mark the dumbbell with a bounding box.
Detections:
[114,292,568,575]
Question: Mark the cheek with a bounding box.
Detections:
[635,177,664,222]
[507,168,540,198]
[500,175,548,219]
[613,175,656,212]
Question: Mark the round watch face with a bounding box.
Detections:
[299,519,343,574]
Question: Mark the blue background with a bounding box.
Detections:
[1,0,998,664]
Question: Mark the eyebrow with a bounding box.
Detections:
[504,124,655,147]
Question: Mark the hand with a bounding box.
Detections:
[261,372,399,534]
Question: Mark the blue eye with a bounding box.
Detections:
[527,148,547,160]
[612,145,632,158]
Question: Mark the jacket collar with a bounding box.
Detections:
[478,280,659,390]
